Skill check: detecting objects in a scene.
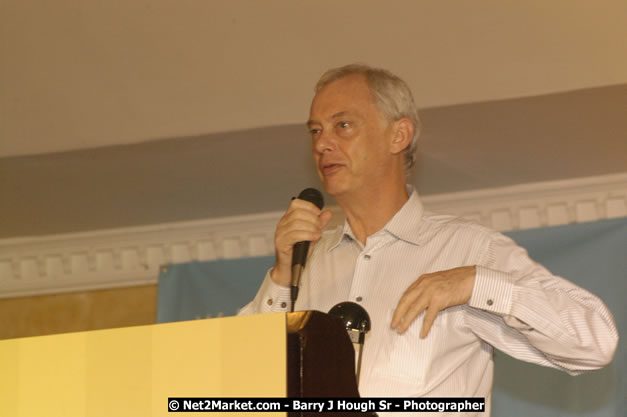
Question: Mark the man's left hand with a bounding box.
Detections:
[391,266,476,337]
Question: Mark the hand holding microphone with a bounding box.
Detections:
[271,188,332,308]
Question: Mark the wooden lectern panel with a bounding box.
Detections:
[287,311,364,417]
[287,311,360,398]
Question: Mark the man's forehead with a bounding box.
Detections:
[307,75,375,121]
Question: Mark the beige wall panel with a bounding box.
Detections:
[1,0,626,157]
[0,285,157,340]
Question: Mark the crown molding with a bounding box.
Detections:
[1,173,625,299]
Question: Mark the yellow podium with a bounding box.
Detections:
[0,314,287,417]
[0,312,359,417]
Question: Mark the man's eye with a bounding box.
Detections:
[310,128,321,135]
[338,122,350,128]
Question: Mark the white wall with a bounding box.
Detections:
[2,0,626,157]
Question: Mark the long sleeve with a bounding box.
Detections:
[466,231,619,373]
[237,268,292,315]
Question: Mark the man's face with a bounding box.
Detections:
[307,74,395,198]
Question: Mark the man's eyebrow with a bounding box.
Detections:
[306,111,352,127]
[306,119,319,128]
[332,111,350,118]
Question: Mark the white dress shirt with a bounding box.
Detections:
[238,188,618,416]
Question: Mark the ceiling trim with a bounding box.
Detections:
[1,173,625,299]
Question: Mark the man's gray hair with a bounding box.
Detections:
[315,63,421,174]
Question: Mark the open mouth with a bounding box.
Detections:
[322,163,343,175]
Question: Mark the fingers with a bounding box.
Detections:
[287,197,324,215]
[318,209,334,231]
[277,218,321,244]
[276,200,326,248]
[391,276,425,328]
[392,289,443,337]
[391,282,429,335]
[271,200,333,286]
[395,300,429,335]
[391,266,475,338]
[391,267,477,337]
[420,305,440,338]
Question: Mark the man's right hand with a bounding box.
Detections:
[271,198,333,287]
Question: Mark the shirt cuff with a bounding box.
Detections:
[468,266,515,316]
[257,269,292,313]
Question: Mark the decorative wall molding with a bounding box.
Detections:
[1,173,625,299]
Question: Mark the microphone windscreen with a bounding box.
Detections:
[328,302,371,332]
[297,188,324,210]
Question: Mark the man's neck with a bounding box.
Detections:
[336,182,409,246]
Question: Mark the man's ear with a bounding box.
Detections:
[390,118,414,155]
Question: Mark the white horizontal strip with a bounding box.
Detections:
[422,173,627,231]
[0,173,625,299]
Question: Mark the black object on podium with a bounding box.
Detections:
[286,311,376,417]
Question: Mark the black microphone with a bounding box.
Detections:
[290,188,324,311]
[328,302,372,386]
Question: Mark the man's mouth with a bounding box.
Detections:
[321,163,343,176]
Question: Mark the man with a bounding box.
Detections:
[239,64,618,415]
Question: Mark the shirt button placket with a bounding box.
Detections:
[350,250,372,305]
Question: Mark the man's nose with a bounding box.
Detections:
[313,130,336,154]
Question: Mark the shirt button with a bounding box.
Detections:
[267,298,273,306]
[364,254,371,260]
[356,296,363,302]
[280,302,287,308]
[486,299,494,306]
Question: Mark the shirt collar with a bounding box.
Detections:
[328,220,356,251]
[328,186,426,251]
[382,186,425,246]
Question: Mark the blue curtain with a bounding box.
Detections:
[158,217,626,416]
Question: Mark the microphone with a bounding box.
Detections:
[290,188,324,311]
[328,302,372,386]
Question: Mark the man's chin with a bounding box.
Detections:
[322,181,349,199]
